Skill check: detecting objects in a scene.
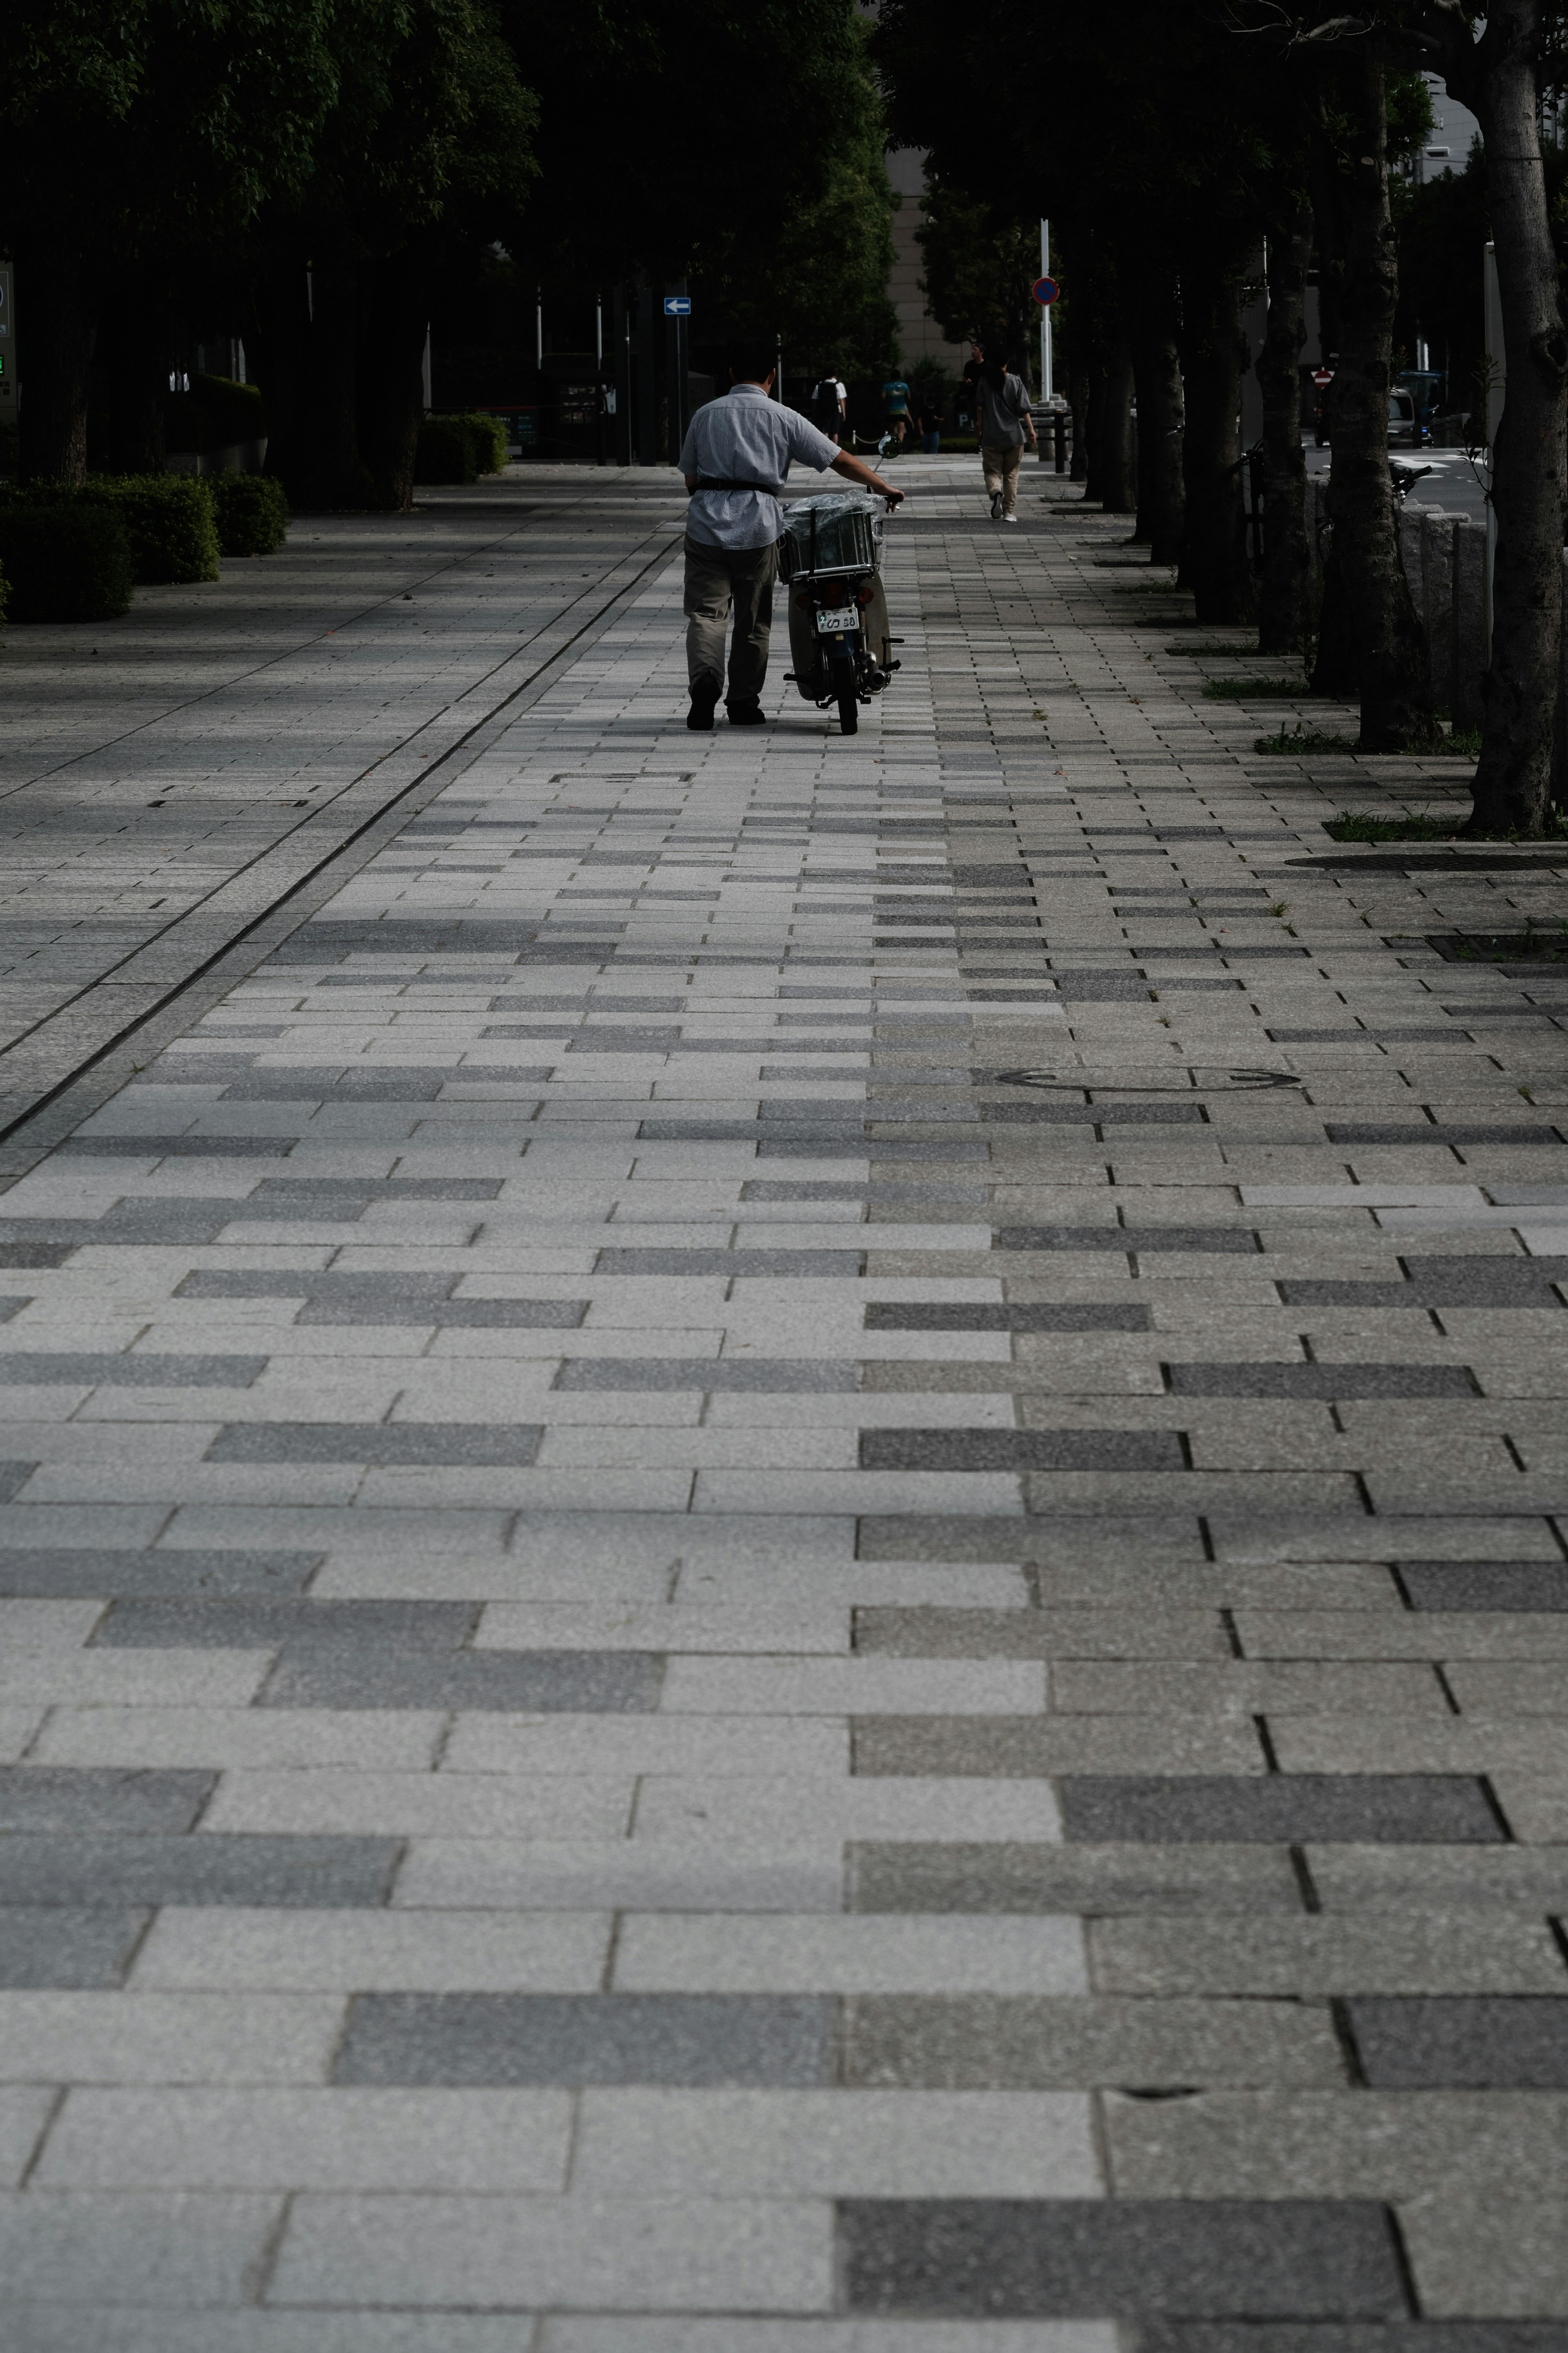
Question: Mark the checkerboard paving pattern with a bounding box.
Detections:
[2,459,1568,2346]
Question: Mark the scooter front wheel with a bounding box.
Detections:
[836,682,859,736]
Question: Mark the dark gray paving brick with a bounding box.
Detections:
[249,1177,505,1202]
[0,1549,322,1598]
[1327,1124,1564,1146]
[0,1835,401,1907]
[0,1354,268,1387]
[178,1270,458,1304]
[837,2198,1408,2317]
[1346,1998,1568,2087]
[593,1248,864,1275]
[335,1993,833,2086]
[980,1104,1214,1126]
[262,1648,659,1713]
[859,1430,1185,1472]
[0,1242,74,1268]
[1057,1777,1505,1844]
[1168,1365,1475,1399]
[1138,2327,1568,2353]
[864,1303,1153,1333]
[205,1423,543,1465]
[175,1272,588,1326]
[219,1068,453,1100]
[842,1992,1342,2089]
[1396,1559,1568,1611]
[553,1357,857,1391]
[846,1841,1300,1915]
[0,1905,149,1987]
[995,1227,1259,1255]
[1281,1263,1568,1309]
[0,1767,214,1835]
[58,1135,296,1157]
[94,1598,478,1649]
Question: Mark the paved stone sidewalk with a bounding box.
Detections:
[2,452,1568,2345]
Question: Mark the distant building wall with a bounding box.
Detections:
[1416,73,1481,181]
[886,148,971,373]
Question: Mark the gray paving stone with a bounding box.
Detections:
[994,1227,1260,1254]
[836,2198,1408,2317]
[205,1423,545,1465]
[0,1551,323,1598]
[0,1908,149,1987]
[0,1355,269,1387]
[555,1358,858,1391]
[845,1842,1301,1915]
[1396,1560,1568,1611]
[1345,1997,1568,2087]
[1168,1366,1476,1399]
[0,1835,400,1907]
[334,1993,834,2086]
[0,1768,213,1835]
[863,1304,1154,1332]
[0,2188,281,2307]
[1056,1777,1505,1844]
[859,1432,1186,1473]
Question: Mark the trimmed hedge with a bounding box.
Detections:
[414,411,509,485]
[0,502,134,622]
[14,475,220,584]
[209,472,290,557]
[89,475,220,583]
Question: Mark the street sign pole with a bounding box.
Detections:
[0,265,16,440]
[1039,222,1052,404]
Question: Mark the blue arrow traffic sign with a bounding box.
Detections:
[663,296,691,316]
[1032,275,1059,307]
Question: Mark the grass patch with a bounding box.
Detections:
[1254,722,1359,755]
[1163,641,1258,656]
[1437,919,1568,962]
[1326,810,1459,842]
[1203,677,1310,700]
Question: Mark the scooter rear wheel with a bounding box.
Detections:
[836,683,859,736]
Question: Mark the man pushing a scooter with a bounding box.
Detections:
[678,342,904,731]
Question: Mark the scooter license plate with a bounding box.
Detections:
[815,608,856,636]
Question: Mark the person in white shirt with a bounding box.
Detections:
[677,344,902,730]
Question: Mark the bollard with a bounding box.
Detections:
[1451,519,1487,734]
[1420,511,1456,714]
[1054,412,1066,474]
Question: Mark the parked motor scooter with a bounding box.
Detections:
[780,492,900,737]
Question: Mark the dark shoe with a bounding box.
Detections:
[687,676,721,732]
[989,491,1002,519]
[726,698,767,726]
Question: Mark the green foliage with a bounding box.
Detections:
[1326,809,1460,840]
[0,501,134,621]
[85,475,220,582]
[1254,722,1359,754]
[917,185,1039,372]
[415,416,480,484]
[208,473,290,555]
[461,412,509,474]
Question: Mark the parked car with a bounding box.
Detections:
[1388,389,1422,446]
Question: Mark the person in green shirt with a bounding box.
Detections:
[880,376,911,452]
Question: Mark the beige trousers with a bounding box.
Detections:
[683,535,777,701]
[981,442,1025,516]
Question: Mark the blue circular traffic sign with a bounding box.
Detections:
[1032,275,1059,306]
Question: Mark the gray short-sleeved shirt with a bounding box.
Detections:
[679,384,841,551]
[977,373,1034,450]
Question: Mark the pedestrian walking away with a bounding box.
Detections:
[678,343,905,732]
[977,355,1037,520]
[880,370,911,452]
[914,381,944,454]
[811,370,848,446]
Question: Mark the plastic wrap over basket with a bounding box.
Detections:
[777,493,883,582]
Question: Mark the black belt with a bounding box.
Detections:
[692,477,784,495]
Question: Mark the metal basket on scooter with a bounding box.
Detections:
[777,493,883,583]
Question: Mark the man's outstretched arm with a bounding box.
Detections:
[830,451,904,504]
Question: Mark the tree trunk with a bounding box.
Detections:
[102,276,172,475]
[1068,361,1090,482]
[1132,287,1184,564]
[359,244,434,514]
[1098,339,1136,513]
[1180,265,1254,626]
[1459,0,1568,832]
[248,243,311,493]
[1085,366,1108,502]
[1256,198,1314,653]
[19,255,94,484]
[1321,47,1436,749]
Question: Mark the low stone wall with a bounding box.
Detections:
[1303,476,1488,729]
